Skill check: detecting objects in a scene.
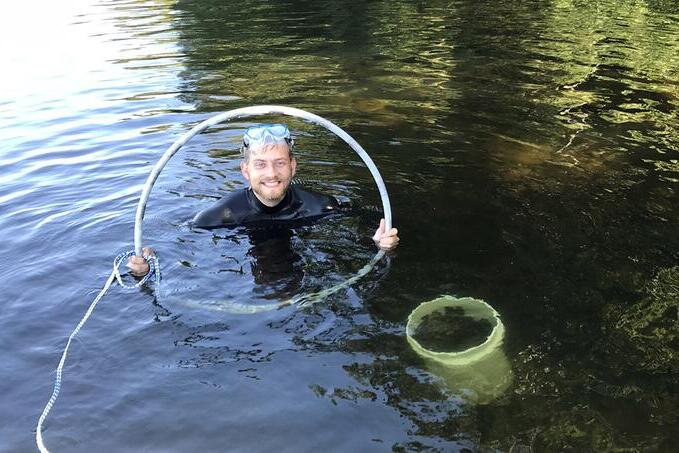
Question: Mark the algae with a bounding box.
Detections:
[608,266,679,372]
[411,306,494,353]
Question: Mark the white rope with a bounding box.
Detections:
[188,250,387,315]
[36,106,390,449]
[134,105,392,255]
[36,251,159,453]
[133,106,392,315]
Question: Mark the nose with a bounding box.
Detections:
[263,162,277,177]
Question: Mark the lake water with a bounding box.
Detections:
[2,0,678,451]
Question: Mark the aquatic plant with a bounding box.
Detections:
[607,266,679,372]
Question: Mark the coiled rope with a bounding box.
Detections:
[35,251,160,453]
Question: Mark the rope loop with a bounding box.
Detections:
[113,250,160,289]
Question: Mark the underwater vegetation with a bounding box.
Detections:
[607,266,679,374]
[498,267,679,452]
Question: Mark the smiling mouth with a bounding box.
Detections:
[261,180,281,188]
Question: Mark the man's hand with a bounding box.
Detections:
[373,218,399,251]
[126,247,155,277]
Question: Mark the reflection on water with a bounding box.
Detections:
[1,0,678,450]
[246,229,305,297]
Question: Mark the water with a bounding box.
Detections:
[1,0,678,451]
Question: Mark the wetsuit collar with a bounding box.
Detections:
[247,187,292,214]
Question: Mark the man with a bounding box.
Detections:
[128,124,399,276]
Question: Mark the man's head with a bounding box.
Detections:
[240,124,297,207]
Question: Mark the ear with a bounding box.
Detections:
[240,160,250,183]
[290,156,297,178]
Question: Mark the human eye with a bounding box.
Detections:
[254,161,266,169]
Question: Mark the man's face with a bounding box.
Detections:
[241,143,296,207]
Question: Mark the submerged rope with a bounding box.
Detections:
[36,251,159,453]
[135,106,392,315]
[180,249,387,315]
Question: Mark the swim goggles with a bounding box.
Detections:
[242,123,294,149]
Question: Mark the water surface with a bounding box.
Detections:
[1,0,678,451]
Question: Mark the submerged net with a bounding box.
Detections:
[406,295,512,403]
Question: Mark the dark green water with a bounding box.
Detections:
[1,0,678,451]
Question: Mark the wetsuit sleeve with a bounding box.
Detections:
[193,200,236,229]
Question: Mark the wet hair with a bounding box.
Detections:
[241,139,294,162]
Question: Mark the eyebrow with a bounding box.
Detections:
[253,158,287,163]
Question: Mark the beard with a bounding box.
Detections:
[253,178,289,206]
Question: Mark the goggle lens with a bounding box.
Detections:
[243,124,292,148]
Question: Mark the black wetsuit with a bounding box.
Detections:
[193,185,342,229]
